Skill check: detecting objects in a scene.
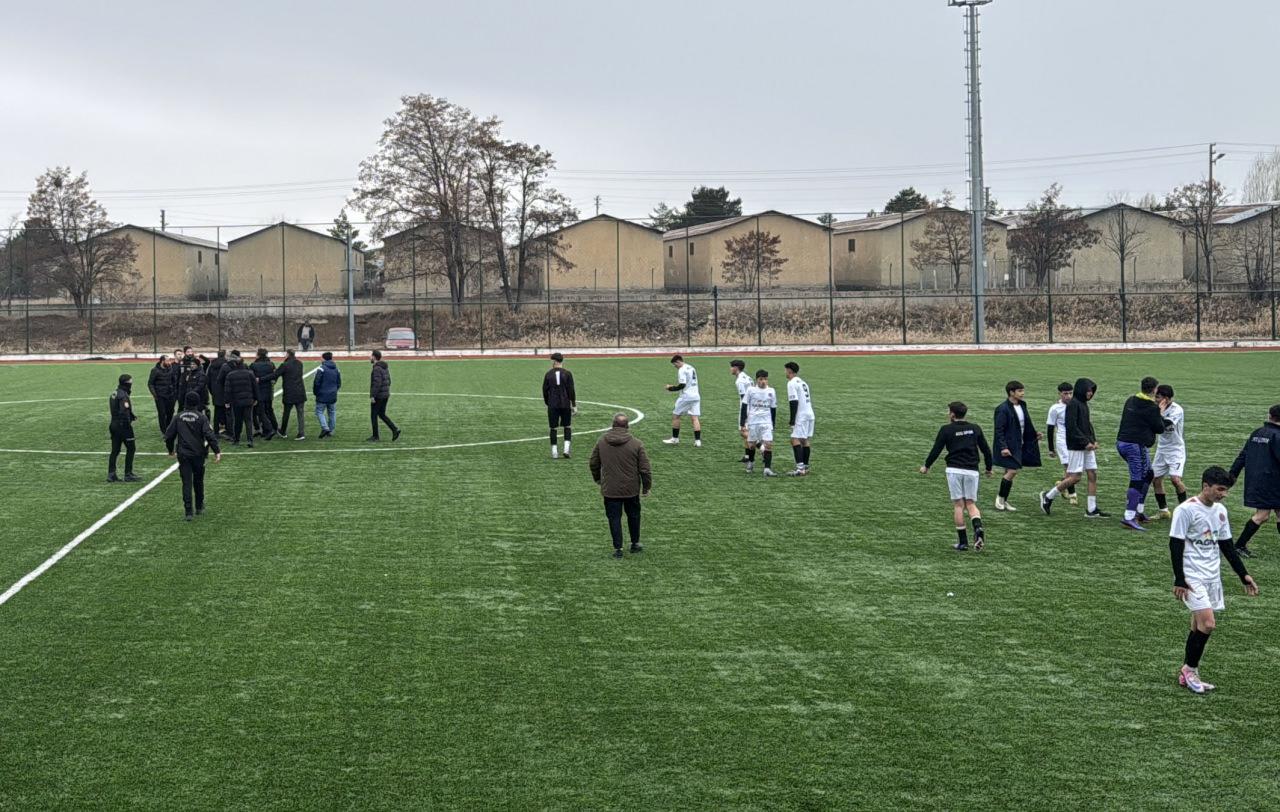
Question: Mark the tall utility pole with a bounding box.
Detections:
[160,209,166,232]
[594,195,602,216]
[950,0,992,343]
[1207,143,1225,291]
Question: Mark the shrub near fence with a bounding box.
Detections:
[0,287,1277,354]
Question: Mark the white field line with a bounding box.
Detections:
[0,394,645,457]
[0,396,101,406]
[0,366,317,608]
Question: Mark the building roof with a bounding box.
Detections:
[229,221,364,254]
[661,210,830,240]
[999,203,1180,230]
[549,213,662,237]
[1211,202,1280,226]
[102,225,227,251]
[382,221,499,245]
[833,207,1007,234]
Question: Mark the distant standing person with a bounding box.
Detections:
[368,350,401,442]
[993,380,1042,511]
[147,354,177,434]
[1228,403,1280,558]
[921,400,993,552]
[273,349,308,440]
[165,391,222,521]
[107,373,140,483]
[663,354,701,447]
[298,320,315,351]
[543,352,576,458]
[1152,384,1188,518]
[1115,376,1171,531]
[313,351,341,438]
[589,412,652,559]
[784,361,815,476]
[1045,381,1077,506]
[730,360,752,463]
[1168,466,1257,694]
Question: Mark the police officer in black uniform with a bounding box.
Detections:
[1229,403,1280,557]
[108,373,140,482]
[165,391,222,520]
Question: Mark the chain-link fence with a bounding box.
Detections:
[2,207,1276,354]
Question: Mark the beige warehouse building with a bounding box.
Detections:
[531,215,663,293]
[662,211,832,292]
[101,226,227,299]
[1180,203,1279,287]
[831,208,1008,290]
[228,222,364,298]
[1038,204,1185,287]
[380,222,501,298]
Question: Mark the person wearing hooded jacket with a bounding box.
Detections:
[165,391,222,520]
[589,413,652,558]
[367,350,400,442]
[1229,403,1280,557]
[992,380,1042,511]
[313,351,341,438]
[1039,377,1109,518]
[147,354,177,434]
[216,350,239,437]
[250,348,279,441]
[271,349,308,439]
[206,349,229,436]
[223,355,259,447]
[108,373,139,482]
[177,355,209,418]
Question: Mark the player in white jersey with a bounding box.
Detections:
[1045,382,1078,505]
[731,359,753,462]
[784,362,815,476]
[742,369,778,477]
[1152,384,1187,519]
[663,354,702,447]
[1168,466,1257,694]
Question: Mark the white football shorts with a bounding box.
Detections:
[1182,578,1224,613]
[1152,450,1186,478]
[1054,437,1068,463]
[791,416,814,440]
[672,395,701,417]
[747,423,773,444]
[1066,449,1098,474]
[946,468,980,502]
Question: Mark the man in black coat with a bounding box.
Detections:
[992,380,1041,511]
[272,349,308,440]
[147,354,177,434]
[250,348,279,441]
[216,350,239,438]
[165,391,222,520]
[223,356,259,447]
[108,373,140,483]
[177,356,209,418]
[367,349,400,442]
[207,350,228,436]
[1229,404,1280,557]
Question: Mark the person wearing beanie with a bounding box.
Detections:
[107,373,139,482]
[367,350,400,442]
[165,391,222,520]
[1228,403,1280,558]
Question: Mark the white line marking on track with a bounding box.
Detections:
[0,396,101,406]
[0,367,318,608]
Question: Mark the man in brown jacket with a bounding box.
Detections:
[589,413,653,558]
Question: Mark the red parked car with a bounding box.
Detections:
[384,327,416,349]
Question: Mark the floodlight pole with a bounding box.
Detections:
[951,0,992,344]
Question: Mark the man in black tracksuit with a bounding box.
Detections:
[223,356,259,447]
[272,349,308,439]
[921,401,993,551]
[207,350,228,436]
[147,355,177,434]
[367,350,400,442]
[250,348,279,441]
[165,391,222,520]
[108,373,140,482]
[1229,404,1280,557]
[543,352,576,459]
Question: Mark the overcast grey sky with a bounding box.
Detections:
[1,0,1276,238]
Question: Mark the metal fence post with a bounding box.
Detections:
[1119,207,1129,343]
[755,215,763,346]
[827,230,835,345]
[87,230,95,355]
[430,303,436,352]
[713,286,719,347]
[151,229,158,353]
[282,224,290,354]
[23,238,30,354]
[900,213,908,345]
[1194,247,1203,342]
[478,230,484,353]
[616,218,622,348]
[1046,266,1055,343]
[545,248,552,350]
[1271,206,1276,341]
[411,240,419,350]
[684,225,691,347]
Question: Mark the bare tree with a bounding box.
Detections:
[909,194,996,289]
[1222,213,1275,296]
[1007,184,1100,287]
[355,95,484,315]
[721,230,787,292]
[1099,205,1150,288]
[1167,178,1228,293]
[1242,150,1280,203]
[25,167,137,316]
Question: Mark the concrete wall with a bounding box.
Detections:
[229,225,363,298]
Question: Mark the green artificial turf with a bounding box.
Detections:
[0,351,1278,810]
